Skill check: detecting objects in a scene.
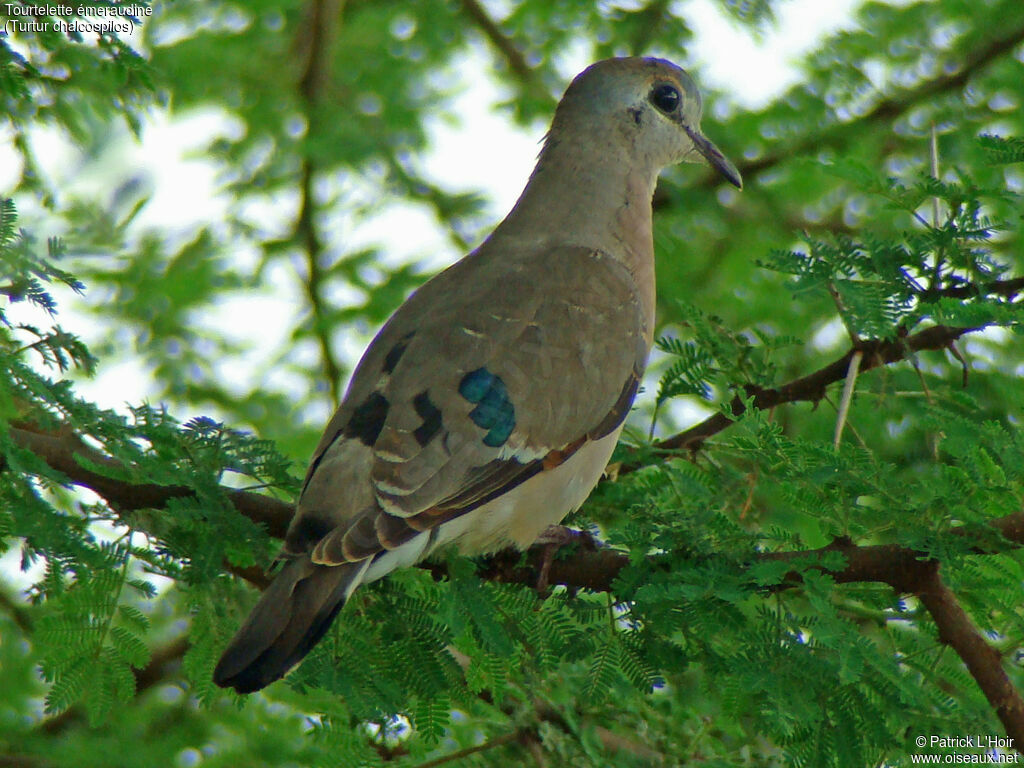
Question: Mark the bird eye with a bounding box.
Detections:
[649,83,680,114]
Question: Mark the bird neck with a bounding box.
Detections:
[496,135,657,261]
[488,132,659,340]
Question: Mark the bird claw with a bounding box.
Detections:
[533,525,599,595]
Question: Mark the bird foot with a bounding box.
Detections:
[533,525,599,595]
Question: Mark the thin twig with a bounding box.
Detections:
[827,279,861,345]
[383,154,473,253]
[297,165,343,405]
[930,124,941,227]
[947,339,970,388]
[458,0,537,88]
[413,729,525,768]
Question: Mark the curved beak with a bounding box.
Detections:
[685,125,742,189]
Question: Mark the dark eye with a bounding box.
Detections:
[649,83,680,114]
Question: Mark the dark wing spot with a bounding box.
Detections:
[459,367,515,447]
[412,390,443,447]
[382,333,414,375]
[344,392,389,446]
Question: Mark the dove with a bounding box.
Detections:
[214,56,741,693]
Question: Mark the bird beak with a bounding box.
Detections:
[684,125,742,189]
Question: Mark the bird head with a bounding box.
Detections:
[551,57,742,189]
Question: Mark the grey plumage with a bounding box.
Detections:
[213,56,740,693]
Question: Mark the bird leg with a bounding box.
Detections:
[532,525,600,595]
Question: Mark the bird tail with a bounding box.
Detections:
[213,555,368,693]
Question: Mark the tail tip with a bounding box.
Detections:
[212,657,283,694]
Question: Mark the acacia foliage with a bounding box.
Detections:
[2,1,1024,766]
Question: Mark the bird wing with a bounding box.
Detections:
[283,244,648,564]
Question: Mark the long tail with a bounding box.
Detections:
[213,556,368,693]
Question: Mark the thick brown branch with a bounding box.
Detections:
[7,426,291,539]
[471,528,1024,748]
[914,565,1024,751]
[475,512,1024,595]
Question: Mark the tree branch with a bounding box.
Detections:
[6,425,292,539]
[475,526,1024,749]
[926,275,1024,302]
[913,565,1024,749]
[643,323,979,461]
[469,510,1024,593]
[295,0,345,404]
[382,154,474,253]
[458,0,536,88]
[413,729,525,768]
